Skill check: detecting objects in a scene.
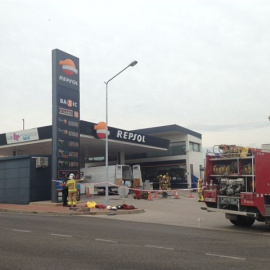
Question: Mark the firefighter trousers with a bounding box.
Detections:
[68,191,77,207]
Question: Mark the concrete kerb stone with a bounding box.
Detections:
[0,195,146,216]
[0,208,70,216]
[0,206,145,216]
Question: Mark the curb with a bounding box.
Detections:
[0,207,145,216]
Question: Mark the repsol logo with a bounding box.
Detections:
[59,75,78,85]
[116,130,146,143]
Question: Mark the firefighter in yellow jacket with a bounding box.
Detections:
[197,178,204,202]
[66,173,78,207]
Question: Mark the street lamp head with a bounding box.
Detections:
[130,61,138,67]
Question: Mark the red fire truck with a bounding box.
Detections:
[202,144,270,228]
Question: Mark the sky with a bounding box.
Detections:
[1,0,270,152]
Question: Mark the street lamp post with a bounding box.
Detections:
[104,60,138,206]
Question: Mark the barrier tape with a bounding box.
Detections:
[74,181,201,193]
[52,179,203,194]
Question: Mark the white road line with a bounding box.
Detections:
[205,253,246,261]
[145,245,174,251]
[12,229,31,233]
[50,233,72,238]
[95,238,118,243]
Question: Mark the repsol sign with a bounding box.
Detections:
[116,130,146,143]
[59,75,78,86]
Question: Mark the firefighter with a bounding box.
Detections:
[66,173,78,207]
[197,178,204,202]
[166,173,171,190]
[161,175,168,190]
[158,175,163,190]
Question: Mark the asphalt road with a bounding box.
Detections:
[1,212,270,270]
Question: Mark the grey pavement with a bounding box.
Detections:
[0,190,268,232]
[79,190,269,232]
[88,191,230,229]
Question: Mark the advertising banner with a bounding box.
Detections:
[52,49,80,202]
[6,128,39,145]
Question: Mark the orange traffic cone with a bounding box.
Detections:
[86,187,90,197]
[174,190,179,199]
[189,191,194,199]
[148,191,153,201]
[154,192,158,199]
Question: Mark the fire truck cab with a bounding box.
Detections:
[202,145,270,228]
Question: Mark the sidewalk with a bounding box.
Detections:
[0,190,236,230]
[0,190,195,216]
[0,194,146,216]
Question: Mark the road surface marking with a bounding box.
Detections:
[205,253,245,260]
[12,229,31,233]
[145,245,174,251]
[50,233,72,238]
[95,238,118,243]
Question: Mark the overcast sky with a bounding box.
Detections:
[1,0,270,151]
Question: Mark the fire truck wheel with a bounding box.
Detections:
[229,216,255,227]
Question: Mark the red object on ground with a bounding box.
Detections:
[134,189,141,199]
[95,204,106,209]
[122,204,136,210]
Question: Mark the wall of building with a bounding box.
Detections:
[133,133,203,188]
[0,156,31,204]
[186,134,204,183]
[30,157,52,202]
[0,155,51,204]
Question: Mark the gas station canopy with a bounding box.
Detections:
[0,121,170,159]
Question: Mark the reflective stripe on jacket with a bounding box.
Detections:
[66,179,77,192]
